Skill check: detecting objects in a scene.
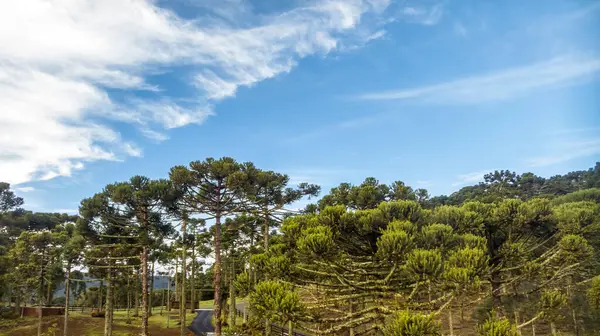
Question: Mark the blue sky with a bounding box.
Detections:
[1,0,599,214]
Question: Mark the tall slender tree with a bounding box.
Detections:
[245,169,319,250]
[106,176,175,336]
[169,157,252,335]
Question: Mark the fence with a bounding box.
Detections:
[270,323,307,336]
[234,307,306,336]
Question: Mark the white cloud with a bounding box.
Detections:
[401,4,443,25]
[549,126,600,135]
[358,55,600,103]
[286,168,360,187]
[0,0,394,185]
[453,22,467,37]
[528,138,600,167]
[16,186,35,193]
[451,170,492,187]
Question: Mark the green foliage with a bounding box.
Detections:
[433,205,482,233]
[249,280,303,325]
[541,289,567,320]
[234,272,252,297]
[384,311,441,336]
[3,161,600,336]
[557,234,593,264]
[446,247,488,281]
[419,223,455,250]
[297,225,334,255]
[554,201,598,235]
[377,225,413,261]
[587,276,600,311]
[406,249,442,280]
[477,315,518,336]
[552,188,600,205]
[0,182,23,213]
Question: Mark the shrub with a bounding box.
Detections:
[477,315,518,336]
[384,310,441,336]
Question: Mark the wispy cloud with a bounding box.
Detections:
[548,127,600,135]
[284,113,389,144]
[528,138,600,167]
[401,4,443,25]
[16,186,35,193]
[453,21,467,37]
[357,55,600,104]
[286,168,361,187]
[451,170,492,187]
[0,0,395,185]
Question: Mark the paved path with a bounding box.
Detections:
[188,309,214,335]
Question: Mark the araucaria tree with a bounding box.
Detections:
[169,157,252,335]
[80,176,174,336]
[2,160,599,336]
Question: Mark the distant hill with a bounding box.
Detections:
[53,274,172,301]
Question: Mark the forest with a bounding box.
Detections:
[0,158,599,336]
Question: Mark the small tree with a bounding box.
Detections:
[477,315,519,336]
[56,223,85,336]
[384,311,441,336]
[250,280,303,336]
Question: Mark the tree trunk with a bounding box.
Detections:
[46,256,54,306]
[174,259,179,310]
[15,288,21,316]
[191,234,196,313]
[213,212,223,335]
[349,302,355,336]
[515,311,521,336]
[134,269,140,317]
[126,275,131,324]
[572,308,578,336]
[532,321,536,336]
[263,210,270,332]
[249,231,256,286]
[551,322,557,336]
[98,280,104,312]
[448,306,454,336]
[150,260,155,317]
[288,321,293,336]
[181,215,188,336]
[161,285,165,315]
[104,261,113,336]
[568,280,578,336]
[167,274,171,329]
[265,320,271,336]
[490,271,502,316]
[63,261,71,336]
[141,246,150,336]
[37,250,45,336]
[46,275,53,306]
[229,256,236,328]
[263,211,269,251]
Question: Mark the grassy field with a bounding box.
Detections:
[0,308,198,336]
[0,299,248,336]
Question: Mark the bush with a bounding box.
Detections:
[384,310,441,336]
[477,315,518,336]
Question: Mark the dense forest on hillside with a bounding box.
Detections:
[1,160,599,336]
